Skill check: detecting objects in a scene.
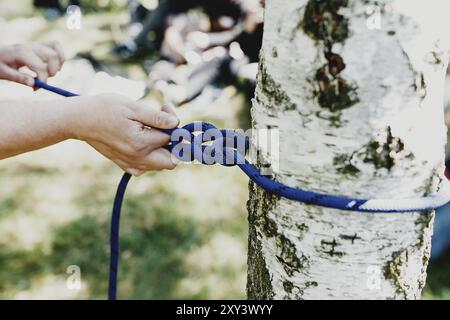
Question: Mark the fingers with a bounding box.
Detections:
[133,102,179,129]
[32,43,63,77]
[0,64,34,86]
[161,103,177,116]
[90,136,177,177]
[15,49,49,82]
[13,42,65,82]
[127,128,174,168]
[119,148,178,176]
[43,41,65,65]
[138,125,172,148]
[138,148,178,171]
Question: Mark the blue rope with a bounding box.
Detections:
[33,79,450,299]
[109,172,131,300]
[34,79,78,97]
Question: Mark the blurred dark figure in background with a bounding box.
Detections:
[34,0,81,19]
[114,0,258,60]
[432,152,450,260]
[114,0,263,106]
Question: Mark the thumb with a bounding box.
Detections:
[0,64,34,87]
[134,102,180,129]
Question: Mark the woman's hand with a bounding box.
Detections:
[0,42,65,87]
[69,94,180,175]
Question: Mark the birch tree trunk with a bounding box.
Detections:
[247,0,450,299]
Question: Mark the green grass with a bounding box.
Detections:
[0,164,248,299]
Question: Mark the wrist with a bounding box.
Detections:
[62,95,97,142]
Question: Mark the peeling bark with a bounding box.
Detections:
[247,0,449,299]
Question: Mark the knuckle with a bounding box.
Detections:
[154,113,173,128]
[127,147,140,159]
[122,143,136,157]
[129,141,147,157]
[130,147,143,157]
[152,113,165,127]
[33,62,47,73]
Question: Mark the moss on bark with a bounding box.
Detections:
[246,181,276,299]
[256,57,297,111]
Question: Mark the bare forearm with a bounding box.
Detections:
[0,93,178,173]
[0,97,84,159]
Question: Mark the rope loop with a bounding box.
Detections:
[164,121,249,166]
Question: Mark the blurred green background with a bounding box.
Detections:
[0,0,449,300]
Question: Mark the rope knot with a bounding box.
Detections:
[163,122,249,166]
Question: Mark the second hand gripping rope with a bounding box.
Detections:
[33,78,450,299]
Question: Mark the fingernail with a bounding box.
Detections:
[167,115,179,127]
[170,153,181,165]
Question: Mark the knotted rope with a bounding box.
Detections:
[33,78,450,299]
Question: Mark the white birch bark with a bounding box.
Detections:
[247,0,450,299]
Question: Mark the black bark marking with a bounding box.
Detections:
[333,153,361,176]
[302,0,350,46]
[363,126,412,171]
[335,127,413,175]
[320,239,345,257]
[339,233,361,244]
[302,0,359,118]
